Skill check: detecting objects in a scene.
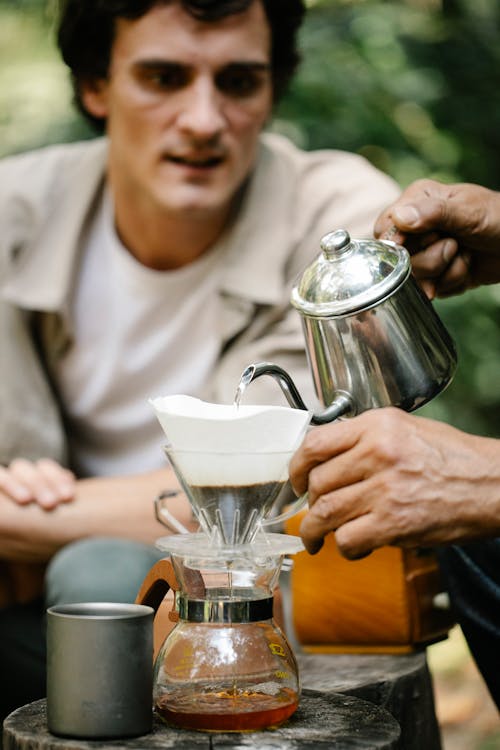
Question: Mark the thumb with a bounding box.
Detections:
[391,198,449,233]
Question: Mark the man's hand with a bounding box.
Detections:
[289,408,500,559]
[374,179,500,299]
[0,459,76,509]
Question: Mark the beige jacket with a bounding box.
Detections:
[0,132,400,468]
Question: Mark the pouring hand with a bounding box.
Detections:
[289,408,500,559]
[374,179,500,300]
[0,458,76,510]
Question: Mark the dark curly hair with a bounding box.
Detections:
[57,0,306,130]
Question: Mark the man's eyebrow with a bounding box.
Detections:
[222,62,271,71]
[132,59,186,70]
[132,59,271,71]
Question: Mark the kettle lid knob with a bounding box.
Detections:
[320,229,352,258]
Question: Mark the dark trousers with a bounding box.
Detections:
[438,539,500,711]
[0,598,46,724]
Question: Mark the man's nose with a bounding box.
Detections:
[177,77,226,140]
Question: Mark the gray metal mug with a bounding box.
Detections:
[46,602,154,738]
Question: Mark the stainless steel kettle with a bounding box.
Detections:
[241,229,457,424]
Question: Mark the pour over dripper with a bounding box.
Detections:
[150,395,311,545]
[143,395,308,730]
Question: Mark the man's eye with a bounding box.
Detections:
[216,67,266,98]
[144,66,189,91]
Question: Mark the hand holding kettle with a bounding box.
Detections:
[374,178,500,299]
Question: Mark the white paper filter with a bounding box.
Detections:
[150,395,311,485]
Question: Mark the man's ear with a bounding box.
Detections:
[80,78,109,119]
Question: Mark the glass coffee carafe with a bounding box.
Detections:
[138,396,310,731]
[140,531,302,731]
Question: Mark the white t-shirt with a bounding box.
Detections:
[54,190,226,477]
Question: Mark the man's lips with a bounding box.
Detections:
[164,153,225,168]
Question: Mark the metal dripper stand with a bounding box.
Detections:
[144,395,310,731]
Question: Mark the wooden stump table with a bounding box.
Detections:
[3,651,441,750]
[3,693,400,749]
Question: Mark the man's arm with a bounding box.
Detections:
[289,407,500,559]
[374,178,500,299]
[0,468,192,562]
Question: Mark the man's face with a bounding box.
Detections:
[82,1,273,221]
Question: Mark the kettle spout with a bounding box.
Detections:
[237,362,354,425]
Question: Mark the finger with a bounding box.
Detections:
[305,450,371,507]
[35,459,76,503]
[418,279,436,300]
[380,227,442,255]
[403,230,442,251]
[410,238,462,300]
[377,182,463,239]
[8,459,60,509]
[298,481,371,554]
[298,509,328,555]
[377,222,407,246]
[0,466,32,504]
[432,253,472,297]
[411,238,459,278]
[289,422,360,497]
[334,513,384,560]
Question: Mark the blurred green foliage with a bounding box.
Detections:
[2,0,500,436]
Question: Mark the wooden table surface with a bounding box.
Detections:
[4,693,401,750]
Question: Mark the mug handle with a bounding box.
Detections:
[260,493,308,530]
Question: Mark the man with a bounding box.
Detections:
[289,177,500,708]
[0,0,399,721]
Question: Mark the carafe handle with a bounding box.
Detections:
[135,557,206,614]
[135,558,180,620]
[135,559,183,661]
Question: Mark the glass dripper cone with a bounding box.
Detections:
[164,445,293,545]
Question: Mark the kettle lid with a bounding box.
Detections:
[291,229,410,317]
